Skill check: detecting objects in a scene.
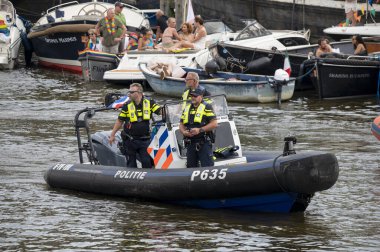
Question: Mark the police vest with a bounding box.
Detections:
[182,103,206,124]
[127,99,151,122]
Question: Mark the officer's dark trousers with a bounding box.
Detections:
[186,141,214,168]
[124,138,152,168]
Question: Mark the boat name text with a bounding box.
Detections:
[44,37,78,44]
[52,164,73,171]
[114,170,147,180]
[191,168,228,181]
[328,73,370,79]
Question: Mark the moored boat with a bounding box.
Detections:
[103,20,238,84]
[301,54,380,99]
[78,49,119,82]
[0,0,26,69]
[44,95,339,213]
[210,39,355,91]
[27,1,149,73]
[139,62,296,103]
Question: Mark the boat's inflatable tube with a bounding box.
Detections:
[371,115,380,141]
[45,151,338,202]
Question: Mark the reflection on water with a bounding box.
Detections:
[0,68,379,251]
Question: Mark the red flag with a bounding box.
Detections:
[283,51,291,76]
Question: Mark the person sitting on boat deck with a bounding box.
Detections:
[345,0,357,26]
[175,16,207,50]
[114,1,127,53]
[182,72,211,105]
[179,88,218,168]
[95,8,126,54]
[86,28,102,51]
[109,83,161,168]
[179,22,194,42]
[155,10,168,42]
[138,28,155,51]
[161,17,182,49]
[315,38,333,57]
[352,34,368,56]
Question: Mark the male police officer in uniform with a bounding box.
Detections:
[109,83,161,168]
[182,72,211,103]
[179,88,218,168]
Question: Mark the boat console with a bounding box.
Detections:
[75,95,247,168]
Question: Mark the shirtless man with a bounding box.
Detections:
[315,38,333,57]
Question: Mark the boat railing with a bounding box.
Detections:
[46,1,79,14]
[347,55,380,61]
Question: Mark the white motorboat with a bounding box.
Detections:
[27,1,149,73]
[324,23,380,41]
[0,0,26,70]
[103,48,212,84]
[103,20,237,84]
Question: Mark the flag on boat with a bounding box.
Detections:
[283,51,291,76]
[186,0,195,23]
[108,96,129,109]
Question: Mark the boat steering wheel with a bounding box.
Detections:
[77,3,107,17]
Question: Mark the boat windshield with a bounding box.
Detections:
[235,21,272,41]
[204,21,234,35]
[163,95,229,125]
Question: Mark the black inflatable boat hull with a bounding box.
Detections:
[44,151,339,213]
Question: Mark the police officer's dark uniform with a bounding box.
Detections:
[118,96,161,168]
[180,88,217,168]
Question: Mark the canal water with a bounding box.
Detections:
[0,67,379,251]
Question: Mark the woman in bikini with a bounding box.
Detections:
[138,29,155,50]
[176,16,207,50]
[161,17,182,49]
[179,22,194,42]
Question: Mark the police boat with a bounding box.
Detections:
[44,95,339,213]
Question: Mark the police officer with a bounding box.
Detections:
[182,72,211,103]
[109,83,161,168]
[179,88,218,168]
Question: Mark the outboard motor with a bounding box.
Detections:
[205,60,220,74]
[283,136,297,156]
[271,68,290,104]
[246,57,271,72]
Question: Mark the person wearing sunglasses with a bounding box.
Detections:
[182,72,211,107]
[138,28,155,50]
[86,28,102,51]
[109,83,161,168]
[179,87,218,168]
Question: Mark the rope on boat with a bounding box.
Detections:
[272,153,289,193]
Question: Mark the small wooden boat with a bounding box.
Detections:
[44,95,339,213]
[371,115,380,141]
[78,49,119,82]
[139,63,296,103]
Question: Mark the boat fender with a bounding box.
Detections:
[20,31,33,52]
[247,57,271,72]
[215,56,227,71]
[205,60,220,74]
